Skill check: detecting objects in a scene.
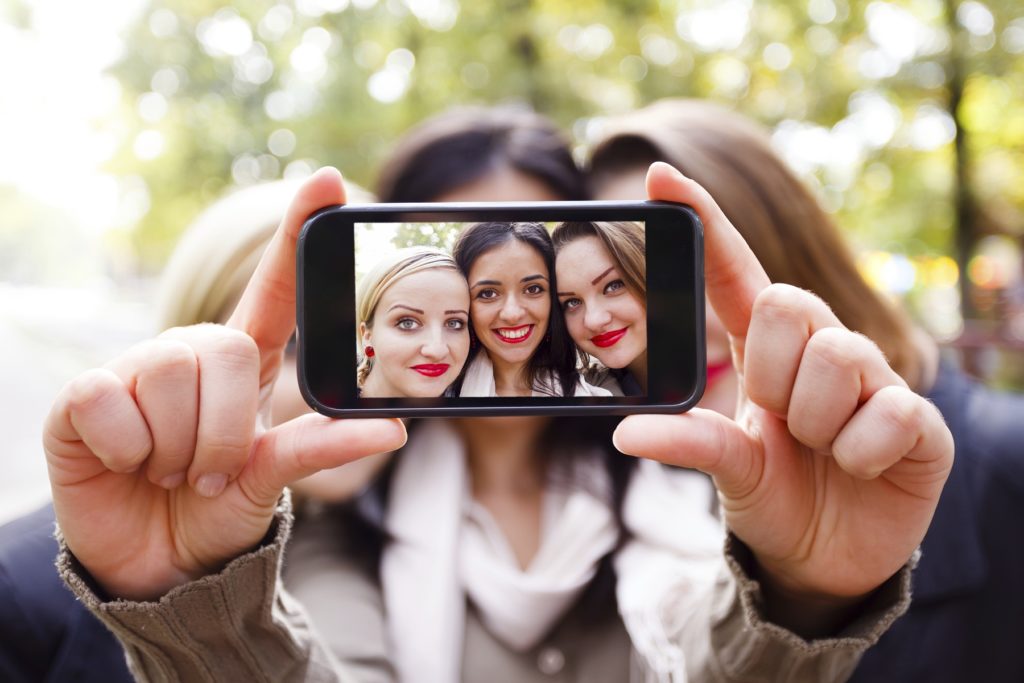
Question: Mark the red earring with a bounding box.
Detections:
[365,345,375,358]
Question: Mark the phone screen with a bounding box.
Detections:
[352,219,647,399]
[298,202,703,417]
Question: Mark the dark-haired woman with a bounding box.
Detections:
[47,107,952,683]
[452,221,608,397]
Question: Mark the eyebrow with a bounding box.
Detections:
[557,267,616,297]
[590,267,615,286]
[470,274,548,289]
[389,304,469,316]
[387,304,424,314]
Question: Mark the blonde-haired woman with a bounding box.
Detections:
[356,247,471,397]
[552,221,647,395]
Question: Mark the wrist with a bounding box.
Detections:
[752,558,874,639]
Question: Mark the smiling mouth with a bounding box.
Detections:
[411,364,450,377]
[590,327,627,348]
[493,324,534,344]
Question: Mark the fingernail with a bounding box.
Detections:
[159,472,186,490]
[195,473,228,498]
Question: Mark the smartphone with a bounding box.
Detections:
[297,201,705,417]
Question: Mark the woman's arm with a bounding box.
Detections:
[58,494,389,683]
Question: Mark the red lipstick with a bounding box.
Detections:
[706,360,732,388]
[412,364,450,377]
[590,327,627,348]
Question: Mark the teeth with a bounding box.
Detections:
[498,326,530,339]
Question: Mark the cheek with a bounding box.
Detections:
[452,331,471,360]
[565,313,585,341]
[378,330,415,362]
[610,296,646,328]
[530,297,551,324]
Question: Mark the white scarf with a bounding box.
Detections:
[458,352,612,397]
[382,420,724,683]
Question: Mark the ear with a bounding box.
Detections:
[359,321,371,348]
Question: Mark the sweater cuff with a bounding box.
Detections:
[56,492,322,682]
[712,533,915,680]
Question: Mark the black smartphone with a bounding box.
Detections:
[297,200,705,417]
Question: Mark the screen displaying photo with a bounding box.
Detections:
[353,220,648,399]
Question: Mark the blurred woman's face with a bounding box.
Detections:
[361,268,471,397]
[594,165,737,417]
[555,235,646,370]
[467,240,551,372]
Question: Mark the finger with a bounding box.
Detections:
[832,386,953,488]
[106,337,200,490]
[44,369,152,482]
[743,284,843,416]
[237,414,407,507]
[227,167,346,386]
[646,162,770,355]
[168,326,261,498]
[787,328,906,452]
[613,410,762,500]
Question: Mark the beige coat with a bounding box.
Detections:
[59,495,912,683]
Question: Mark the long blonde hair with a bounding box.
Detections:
[355,246,462,386]
[589,99,924,389]
[158,178,375,329]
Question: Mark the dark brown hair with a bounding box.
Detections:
[376,105,588,203]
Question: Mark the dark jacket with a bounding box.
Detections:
[0,504,132,683]
[851,361,1024,683]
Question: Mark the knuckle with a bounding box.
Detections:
[875,386,923,434]
[199,430,254,456]
[752,284,809,325]
[805,327,862,371]
[63,368,120,411]
[205,329,260,369]
[147,339,199,377]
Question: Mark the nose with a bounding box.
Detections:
[420,326,448,360]
[584,302,612,332]
[498,295,525,324]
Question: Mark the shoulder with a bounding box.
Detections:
[0,504,133,683]
[928,362,1024,492]
[581,364,624,396]
[0,504,67,628]
[574,373,613,397]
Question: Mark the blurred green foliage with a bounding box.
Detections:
[105,1,1024,274]
[108,0,1023,282]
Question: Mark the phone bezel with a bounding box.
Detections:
[296,200,705,417]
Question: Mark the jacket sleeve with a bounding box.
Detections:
[654,534,914,683]
[56,495,373,683]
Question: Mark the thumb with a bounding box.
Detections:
[240,415,407,506]
[613,410,762,500]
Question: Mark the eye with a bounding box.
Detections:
[604,279,626,295]
[446,318,467,330]
[562,297,582,312]
[525,283,545,296]
[396,317,420,330]
[475,288,499,301]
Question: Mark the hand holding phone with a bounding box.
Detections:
[43,169,407,601]
[297,201,706,417]
[613,163,952,632]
